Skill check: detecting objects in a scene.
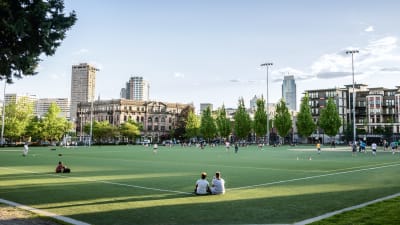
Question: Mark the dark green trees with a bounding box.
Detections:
[0,0,76,82]
[253,98,267,142]
[296,94,316,141]
[274,99,292,141]
[319,97,341,139]
[234,98,251,141]
[216,105,231,140]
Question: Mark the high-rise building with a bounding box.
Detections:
[70,63,98,121]
[121,76,149,101]
[282,75,297,111]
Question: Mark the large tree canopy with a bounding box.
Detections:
[0,0,76,82]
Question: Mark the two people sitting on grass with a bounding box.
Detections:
[55,161,71,173]
[194,171,225,195]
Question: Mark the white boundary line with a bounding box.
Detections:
[293,192,400,225]
[2,163,400,224]
[0,198,90,225]
[0,167,192,195]
[228,162,400,191]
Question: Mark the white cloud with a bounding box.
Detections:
[173,72,185,78]
[365,25,374,32]
[307,36,400,81]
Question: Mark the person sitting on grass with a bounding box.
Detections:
[194,172,210,195]
[55,161,70,173]
[210,171,225,195]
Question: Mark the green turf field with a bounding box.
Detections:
[1,144,400,225]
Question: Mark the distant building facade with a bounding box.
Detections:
[36,98,70,119]
[70,63,98,121]
[200,103,213,113]
[121,76,149,101]
[282,75,297,111]
[76,99,192,142]
[305,84,400,143]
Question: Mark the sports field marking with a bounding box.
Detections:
[0,198,90,225]
[229,162,400,191]
[0,166,193,195]
[293,192,400,225]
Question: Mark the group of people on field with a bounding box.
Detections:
[194,171,225,195]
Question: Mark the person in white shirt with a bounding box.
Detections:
[22,142,29,156]
[194,172,210,195]
[211,171,225,195]
[371,142,377,155]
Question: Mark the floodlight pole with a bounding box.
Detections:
[1,81,6,145]
[346,50,359,145]
[261,62,273,145]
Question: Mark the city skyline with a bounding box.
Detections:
[2,0,400,110]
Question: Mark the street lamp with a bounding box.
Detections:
[1,81,6,145]
[261,62,273,145]
[346,50,359,145]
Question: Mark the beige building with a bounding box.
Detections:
[36,98,70,119]
[76,99,192,142]
[70,63,98,122]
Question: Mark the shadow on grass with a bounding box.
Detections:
[64,187,400,225]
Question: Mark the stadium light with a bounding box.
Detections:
[260,62,273,145]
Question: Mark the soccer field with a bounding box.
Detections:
[1,144,400,225]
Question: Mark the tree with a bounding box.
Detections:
[200,106,217,142]
[185,110,200,140]
[173,105,194,140]
[3,97,34,142]
[234,98,252,141]
[319,97,341,139]
[274,99,292,142]
[40,103,72,143]
[253,97,267,142]
[0,0,77,82]
[85,121,117,143]
[216,105,231,140]
[119,119,141,142]
[296,94,316,141]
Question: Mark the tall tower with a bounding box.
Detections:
[282,75,297,111]
[122,76,149,101]
[70,63,98,121]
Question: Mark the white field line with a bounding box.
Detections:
[0,166,192,195]
[228,162,400,191]
[0,198,90,225]
[293,192,400,225]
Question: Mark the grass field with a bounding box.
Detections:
[1,144,400,225]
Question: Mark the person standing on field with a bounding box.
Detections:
[22,142,29,156]
[371,142,377,155]
[316,141,321,154]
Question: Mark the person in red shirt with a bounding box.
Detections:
[55,161,65,173]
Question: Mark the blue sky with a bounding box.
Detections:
[4,0,400,111]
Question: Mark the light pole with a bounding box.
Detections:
[346,50,359,145]
[1,81,6,145]
[261,62,273,145]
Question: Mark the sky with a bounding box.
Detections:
[4,0,400,111]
